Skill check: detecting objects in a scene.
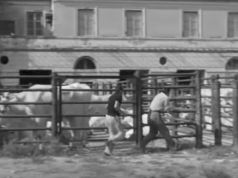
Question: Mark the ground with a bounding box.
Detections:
[0,139,238,178]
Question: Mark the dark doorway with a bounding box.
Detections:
[176,70,197,85]
[119,70,148,81]
[19,69,52,87]
[176,70,204,85]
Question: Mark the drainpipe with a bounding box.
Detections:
[50,0,54,12]
[49,0,54,35]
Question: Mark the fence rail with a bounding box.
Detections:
[0,71,237,149]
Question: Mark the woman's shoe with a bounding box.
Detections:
[104,141,114,156]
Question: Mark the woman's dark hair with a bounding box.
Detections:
[115,83,123,91]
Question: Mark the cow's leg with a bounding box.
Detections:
[58,120,74,146]
[24,107,39,141]
[69,116,90,147]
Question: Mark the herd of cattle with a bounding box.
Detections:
[0,82,146,146]
[0,81,233,147]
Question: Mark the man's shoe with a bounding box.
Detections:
[168,141,181,152]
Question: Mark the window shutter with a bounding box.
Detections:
[183,12,198,38]
[27,12,43,36]
[125,10,142,37]
[78,9,94,36]
[228,13,238,38]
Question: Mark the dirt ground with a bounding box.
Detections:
[0,139,238,178]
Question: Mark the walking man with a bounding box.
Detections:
[141,86,177,153]
[104,83,128,156]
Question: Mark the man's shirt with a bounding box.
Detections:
[149,92,169,111]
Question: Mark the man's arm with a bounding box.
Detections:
[114,100,129,115]
[164,98,173,112]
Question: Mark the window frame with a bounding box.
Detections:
[182,10,201,38]
[227,12,238,38]
[77,8,97,37]
[124,9,144,38]
[25,11,44,37]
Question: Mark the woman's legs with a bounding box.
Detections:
[104,115,125,155]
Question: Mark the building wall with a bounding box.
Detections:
[1,0,237,39]
[202,10,227,38]
[0,0,238,86]
[0,1,51,36]
[146,9,181,38]
[98,8,123,37]
[53,0,238,39]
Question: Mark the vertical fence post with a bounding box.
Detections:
[195,70,203,148]
[52,72,58,137]
[211,75,222,146]
[57,78,62,135]
[135,71,143,146]
[232,74,238,147]
[93,82,98,95]
[170,77,178,137]
[154,78,158,95]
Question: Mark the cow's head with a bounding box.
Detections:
[0,92,11,114]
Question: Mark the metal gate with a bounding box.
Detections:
[0,71,203,148]
[137,71,203,148]
[52,72,139,144]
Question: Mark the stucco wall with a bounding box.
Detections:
[0,2,50,36]
[202,10,227,39]
[146,9,181,38]
[54,3,77,37]
[52,0,238,38]
[1,1,238,39]
[98,8,123,37]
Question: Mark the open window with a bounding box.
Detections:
[226,56,238,70]
[19,69,52,87]
[176,70,204,95]
[0,20,15,36]
[74,56,96,69]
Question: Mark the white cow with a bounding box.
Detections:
[88,109,150,140]
[0,83,92,144]
[88,94,136,137]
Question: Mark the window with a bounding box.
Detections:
[228,12,238,38]
[27,11,43,36]
[182,11,199,38]
[0,56,9,65]
[226,57,238,70]
[125,10,143,37]
[19,70,52,87]
[0,20,15,35]
[78,9,95,36]
[74,56,96,69]
[45,13,53,28]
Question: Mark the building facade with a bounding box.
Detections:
[0,0,238,85]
